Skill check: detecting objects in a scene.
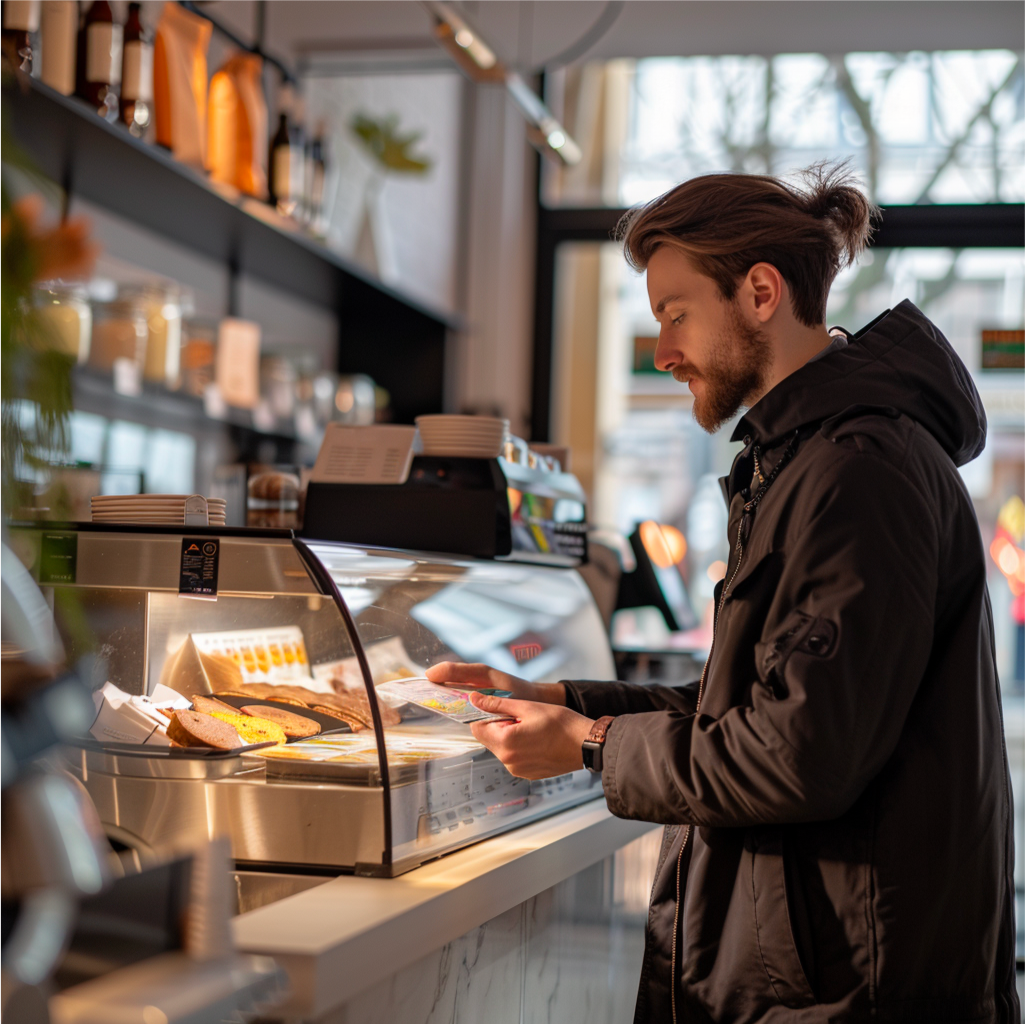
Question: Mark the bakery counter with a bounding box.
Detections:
[232,802,662,1022]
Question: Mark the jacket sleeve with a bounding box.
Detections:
[562,679,700,719]
[601,452,940,828]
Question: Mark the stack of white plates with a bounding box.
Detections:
[91,494,227,526]
[415,415,509,458]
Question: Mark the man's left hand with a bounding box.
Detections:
[467,693,595,780]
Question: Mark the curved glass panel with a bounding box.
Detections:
[304,542,614,870]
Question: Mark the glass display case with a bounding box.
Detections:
[10,524,613,876]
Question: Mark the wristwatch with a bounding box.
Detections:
[581,716,615,773]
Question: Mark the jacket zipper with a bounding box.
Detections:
[671,514,746,1025]
[668,430,800,1024]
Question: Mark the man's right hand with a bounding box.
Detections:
[424,662,567,706]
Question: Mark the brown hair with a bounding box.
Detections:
[617,162,876,326]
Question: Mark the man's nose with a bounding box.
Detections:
[654,330,679,373]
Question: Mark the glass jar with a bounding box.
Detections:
[33,283,92,362]
[179,318,218,397]
[142,284,185,387]
[261,356,298,420]
[89,289,148,373]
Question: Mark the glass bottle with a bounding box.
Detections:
[77,0,121,122]
[40,0,77,95]
[305,121,327,230]
[268,86,304,217]
[119,1,151,136]
[2,0,40,74]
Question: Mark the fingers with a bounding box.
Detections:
[468,692,526,719]
[425,662,504,688]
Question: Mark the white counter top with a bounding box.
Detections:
[232,801,658,1019]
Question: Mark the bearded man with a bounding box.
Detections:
[428,166,1019,1023]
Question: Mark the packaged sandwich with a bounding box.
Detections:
[153,1,211,169]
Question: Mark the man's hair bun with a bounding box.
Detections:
[619,161,878,326]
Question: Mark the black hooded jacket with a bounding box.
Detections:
[565,301,1019,1022]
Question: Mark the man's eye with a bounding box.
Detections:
[672,314,685,325]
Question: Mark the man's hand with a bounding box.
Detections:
[466,692,594,780]
[425,662,567,706]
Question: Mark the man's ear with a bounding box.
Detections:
[743,263,785,323]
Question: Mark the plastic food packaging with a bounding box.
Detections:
[208,52,267,198]
[153,0,211,169]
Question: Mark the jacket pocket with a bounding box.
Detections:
[750,828,818,1009]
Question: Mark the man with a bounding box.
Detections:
[427,165,1019,1022]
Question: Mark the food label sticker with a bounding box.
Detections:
[39,532,78,584]
[179,537,219,597]
[377,678,516,724]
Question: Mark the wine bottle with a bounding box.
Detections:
[2,0,40,74]
[119,1,151,135]
[305,121,327,231]
[77,0,121,122]
[40,0,77,95]
[268,91,304,217]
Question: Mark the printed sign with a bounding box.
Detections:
[179,537,219,596]
[39,533,78,584]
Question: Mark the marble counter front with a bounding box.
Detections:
[232,802,662,1022]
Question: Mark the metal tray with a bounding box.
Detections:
[67,739,275,779]
[209,694,354,736]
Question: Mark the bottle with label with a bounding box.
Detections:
[40,1,77,95]
[2,0,40,74]
[268,86,304,217]
[77,0,121,121]
[305,121,328,231]
[119,1,151,135]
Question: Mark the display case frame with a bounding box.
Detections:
[12,523,613,876]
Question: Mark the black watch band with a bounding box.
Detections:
[581,715,615,774]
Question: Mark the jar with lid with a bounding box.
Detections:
[33,283,92,362]
[88,287,148,373]
[141,284,185,387]
[247,469,301,529]
[260,356,298,420]
[179,318,218,397]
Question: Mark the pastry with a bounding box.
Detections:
[311,705,365,732]
[166,709,242,750]
[191,694,241,715]
[240,704,321,738]
[205,710,287,746]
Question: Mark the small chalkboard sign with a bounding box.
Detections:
[179,538,219,597]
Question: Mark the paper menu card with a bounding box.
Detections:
[377,678,516,724]
[215,318,261,409]
[311,424,417,485]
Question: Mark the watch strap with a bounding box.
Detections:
[587,716,615,745]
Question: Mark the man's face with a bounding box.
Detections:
[647,246,773,433]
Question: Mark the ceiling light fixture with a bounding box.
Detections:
[421,1,581,166]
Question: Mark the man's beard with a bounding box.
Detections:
[673,304,773,433]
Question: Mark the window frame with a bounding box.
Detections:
[530,201,1025,441]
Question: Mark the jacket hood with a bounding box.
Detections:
[733,300,987,466]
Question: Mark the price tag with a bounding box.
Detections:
[179,537,219,597]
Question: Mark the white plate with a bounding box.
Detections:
[92,493,225,500]
[92,497,225,505]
